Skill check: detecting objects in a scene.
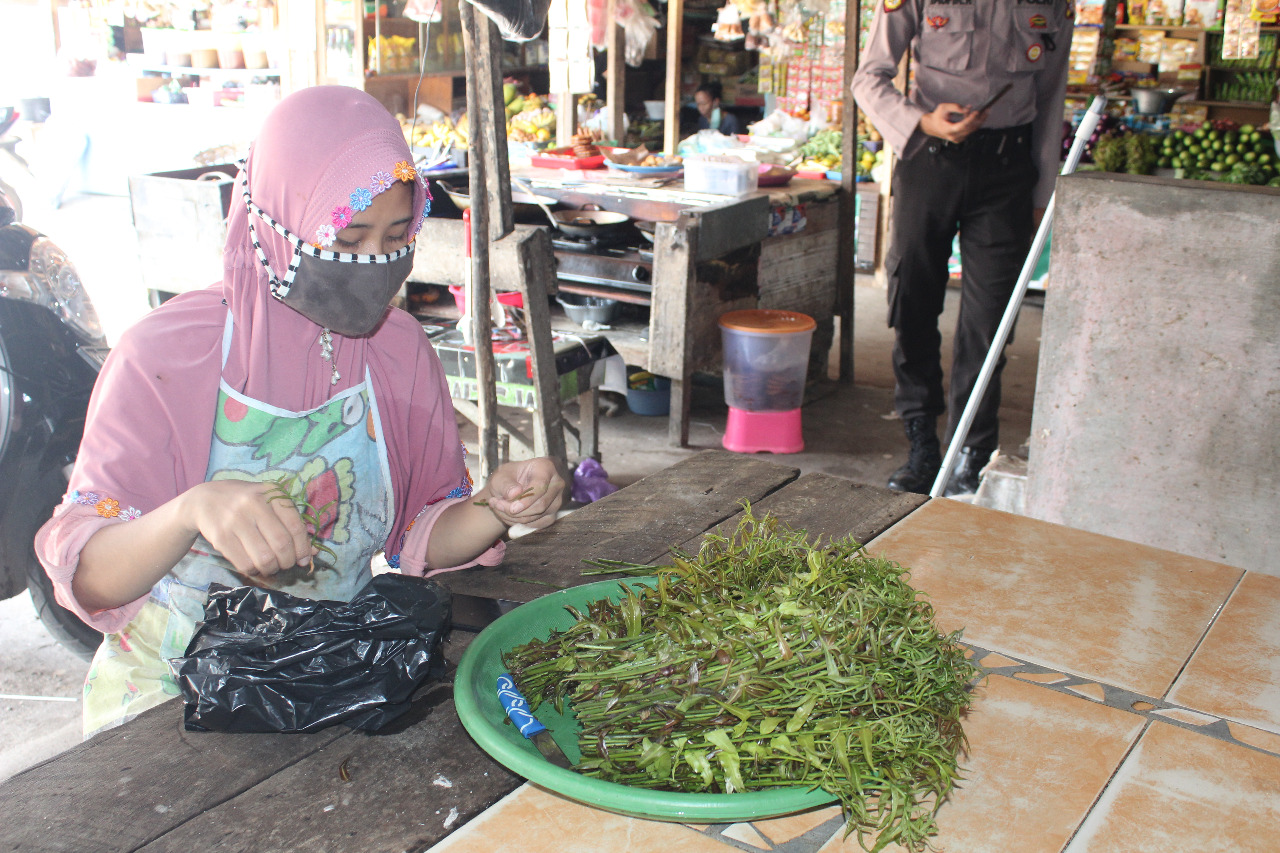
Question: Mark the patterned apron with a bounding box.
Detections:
[82,314,395,736]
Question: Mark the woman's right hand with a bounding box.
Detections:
[183,480,317,579]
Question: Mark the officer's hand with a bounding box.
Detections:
[920,103,986,144]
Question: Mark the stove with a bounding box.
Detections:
[551,234,654,304]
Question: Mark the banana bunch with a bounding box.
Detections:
[508,103,556,144]
[403,115,468,149]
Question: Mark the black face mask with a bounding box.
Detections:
[242,181,416,337]
[279,248,415,336]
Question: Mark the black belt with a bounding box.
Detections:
[933,123,1033,155]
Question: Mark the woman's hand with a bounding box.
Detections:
[183,480,317,578]
[475,457,566,531]
[74,479,318,613]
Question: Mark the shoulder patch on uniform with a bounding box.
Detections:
[884,0,903,11]
[1026,43,1043,61]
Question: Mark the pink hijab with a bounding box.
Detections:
[37,86,494,631]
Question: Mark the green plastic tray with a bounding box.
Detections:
[453,578,838,822]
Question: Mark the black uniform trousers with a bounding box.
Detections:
[886,124,1037,451]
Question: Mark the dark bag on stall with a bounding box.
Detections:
[170,574,451,734]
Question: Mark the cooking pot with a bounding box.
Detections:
[551,204,631,239]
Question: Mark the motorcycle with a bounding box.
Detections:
[0,182,108,660]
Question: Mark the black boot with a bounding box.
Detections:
[886,417,941,495]
[943,447,994,497]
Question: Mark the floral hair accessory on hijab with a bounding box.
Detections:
[313,160,423,248]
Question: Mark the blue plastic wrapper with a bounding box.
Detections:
[170,574,450,734]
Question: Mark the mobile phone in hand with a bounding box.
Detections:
[947,84,1014,122]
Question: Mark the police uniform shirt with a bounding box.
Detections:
[851,0,1075,208]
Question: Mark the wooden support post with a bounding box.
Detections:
[663,0,685,156]
[649,217,697,447]
[605,0,626,143]
[513,229,568,463]
[556,92,576,147]
[461,0,501,478]
[458,5,569,476]
[835,0,861,383]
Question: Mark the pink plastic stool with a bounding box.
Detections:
[722,407,804,454]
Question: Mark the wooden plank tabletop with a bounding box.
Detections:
[0,451,924,853]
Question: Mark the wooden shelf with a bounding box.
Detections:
[135,64,282,77]
[1112,24,1280,33]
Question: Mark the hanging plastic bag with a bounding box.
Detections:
[464,0,553,41]
[572,457,619,503]
[170,574,450,734]
[614,0,662,66]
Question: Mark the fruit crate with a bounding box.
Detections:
[1205,31,1277,69]
[1207,68,1276,102]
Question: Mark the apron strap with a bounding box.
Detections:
[221,310,234,371]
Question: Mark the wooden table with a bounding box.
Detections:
[4,451,1278,852]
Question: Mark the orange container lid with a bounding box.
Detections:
[718,309,816,334]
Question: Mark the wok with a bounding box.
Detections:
[433,180,561,222]
[552,206,631,239]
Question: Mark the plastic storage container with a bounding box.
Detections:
[626,371,671,416]
[718,309,816,412]
[683,155,759,196]
[449,286,525,315]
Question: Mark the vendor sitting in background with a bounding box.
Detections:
[694,82,741,136]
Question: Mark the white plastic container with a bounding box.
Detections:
[718,310,816,412]
[684,155,759,196]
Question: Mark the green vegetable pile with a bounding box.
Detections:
[1160,121,1277,184]
[502,509,980,852]
[1092,130,1159,175]
[799,128,844,161]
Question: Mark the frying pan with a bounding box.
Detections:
[433,180,562,222]
[551,205,631,239]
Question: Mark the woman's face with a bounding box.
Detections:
[332,180,415,254]
[695,91,717,119]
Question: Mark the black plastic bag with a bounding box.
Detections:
[170,574,450,733]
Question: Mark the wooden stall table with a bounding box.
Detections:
[512,168,866,447]
[3,451,1278,852]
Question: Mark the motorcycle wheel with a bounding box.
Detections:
[20,470,103,661]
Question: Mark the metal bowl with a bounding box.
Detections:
[1131,87,1187,115]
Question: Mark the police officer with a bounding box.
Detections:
[852,0,1073,495]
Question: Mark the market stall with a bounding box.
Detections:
[409,157,866,446]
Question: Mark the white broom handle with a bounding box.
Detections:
[929,95,1107,498]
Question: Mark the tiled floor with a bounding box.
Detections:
[864,500,1245,700]
[427,500,1280,853]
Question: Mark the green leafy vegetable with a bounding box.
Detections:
[265,474,337,573]
[502,507,981,852]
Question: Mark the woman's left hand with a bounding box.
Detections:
[478,457,566,530]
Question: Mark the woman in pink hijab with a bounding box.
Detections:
[36,86,565,735]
